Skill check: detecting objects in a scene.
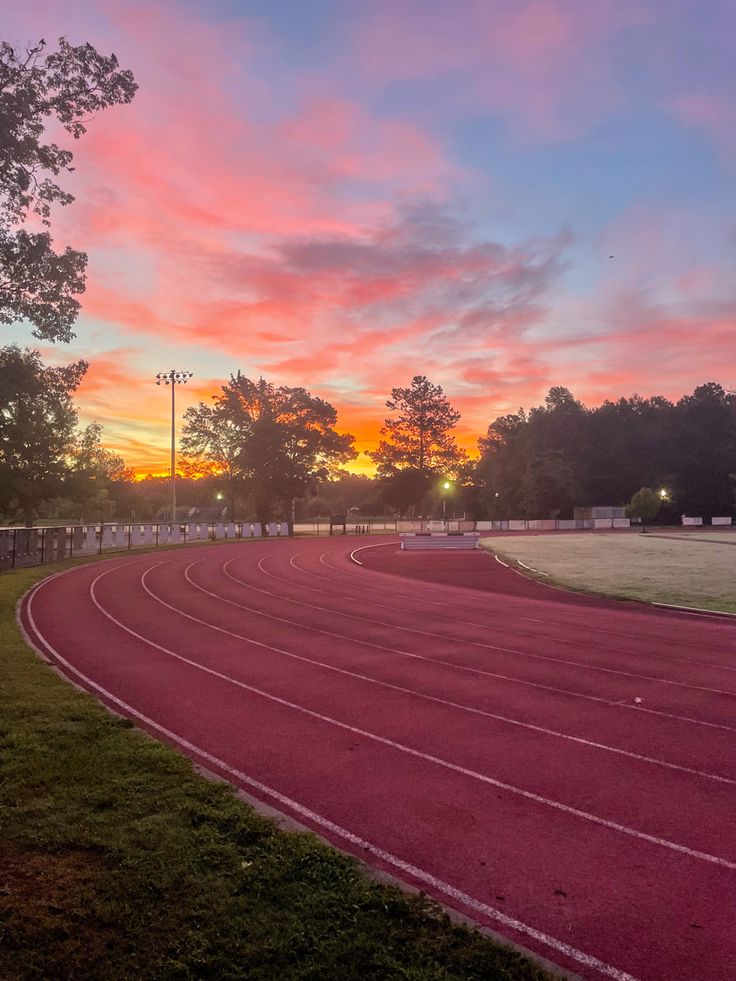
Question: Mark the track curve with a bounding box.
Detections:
[20,537,736,981]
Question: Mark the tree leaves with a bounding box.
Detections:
[0,37,136,341]
[181,375,356,522]
[370,375,465,480]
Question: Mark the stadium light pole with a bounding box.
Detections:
[155,370,193,522]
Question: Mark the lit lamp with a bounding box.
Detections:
[441,480,452,519]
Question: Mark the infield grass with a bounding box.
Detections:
[1,555,554,981]
[481,532,736,614]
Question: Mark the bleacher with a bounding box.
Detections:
[400,532,480,551]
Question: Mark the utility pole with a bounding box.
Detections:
[155,370,193,522]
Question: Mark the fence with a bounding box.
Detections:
[0,520,279,571]
[8,512,730,572]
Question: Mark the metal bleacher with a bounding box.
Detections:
[400,533,480,551]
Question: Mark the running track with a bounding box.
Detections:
[19,537,736,981]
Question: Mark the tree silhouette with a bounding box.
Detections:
[0,38,137,341]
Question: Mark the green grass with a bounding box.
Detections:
[0,556,553,981]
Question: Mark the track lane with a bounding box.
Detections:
[20,538,736,981]
[185,554,736,777]
[222,550,736,729]
[301,544,736,663]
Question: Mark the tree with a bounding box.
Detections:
[378,468,432,516]
[180,401,245,517]
[626,487,661,533]
[671,383,736,516]
[369,376,465,510]
[1,37,137,342]
[0,345,86,524]
[70,421,135,520]
[182,374,356,524]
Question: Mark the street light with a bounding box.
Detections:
[441,480,453,519]
[659,488,669,501]
[155,369,193,522]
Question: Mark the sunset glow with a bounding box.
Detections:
[5,1,736,475]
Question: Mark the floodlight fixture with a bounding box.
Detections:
[154,369,193,522]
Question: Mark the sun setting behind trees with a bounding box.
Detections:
[3,4,736,476]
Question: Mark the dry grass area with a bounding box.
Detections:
[481,532,736,613]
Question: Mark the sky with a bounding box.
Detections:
[4,0,736,475]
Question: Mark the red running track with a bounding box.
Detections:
[19,537,736,981]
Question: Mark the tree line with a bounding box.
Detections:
[1,37,734,526]
[4,352,735,525]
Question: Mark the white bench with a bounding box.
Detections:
[400,533,480,551]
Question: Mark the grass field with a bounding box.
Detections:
[481,531,736,614]
[1,555,553,981]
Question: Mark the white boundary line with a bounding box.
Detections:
[494,554,509,568]
[350,541,395,565]
[652,601,736,620]
[517,559,550,577]
[18,575,641,981]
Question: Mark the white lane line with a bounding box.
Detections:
[349,541,395,565]
[243,556,736,733]
[494,554,510,568]
[19,578,641,981]
[297,549,736,673]
[128,560,736,787]
[84,564,736,873]
[317,545,736,658]
[247,555,736,700]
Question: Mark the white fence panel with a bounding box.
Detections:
[712,517,732,526]
[613,517,631,528]
[242,522,261,538]
[508,520,526,531]
[266,522,288,536]
[682,516,703,526]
